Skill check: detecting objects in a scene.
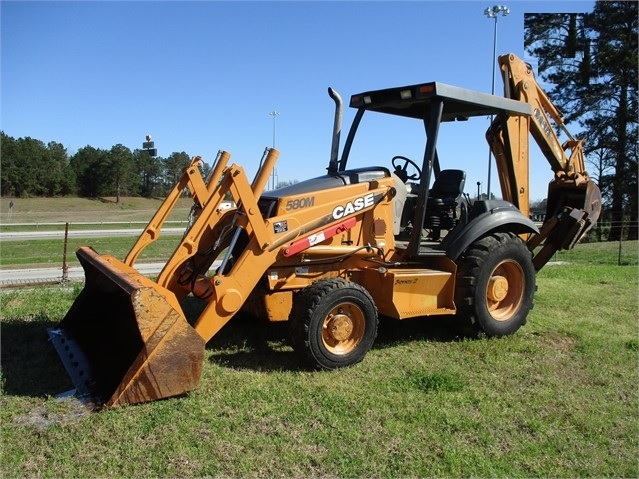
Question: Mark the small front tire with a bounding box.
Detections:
[290,278,378,370]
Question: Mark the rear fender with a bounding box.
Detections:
[442,200,538,260]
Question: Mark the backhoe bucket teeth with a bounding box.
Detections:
[48,247,205,408]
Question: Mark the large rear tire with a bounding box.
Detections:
[290,278,378,370]
[455,232,535,337]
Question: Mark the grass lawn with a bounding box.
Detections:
[0,196,194,227]
[0,196,193,267]
[0,235,181,267]
[1,239,637,477]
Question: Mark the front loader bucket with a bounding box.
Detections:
[48,247,205,408]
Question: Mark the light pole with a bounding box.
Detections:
[484,4,509,199]
[269,110,280,148]
[268,110,280,190]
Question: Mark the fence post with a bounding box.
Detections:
[617,217,625,266]
[62,222,69,283]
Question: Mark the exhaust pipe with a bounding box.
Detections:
[328,87,343,174]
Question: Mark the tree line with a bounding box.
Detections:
[0,132,210,203]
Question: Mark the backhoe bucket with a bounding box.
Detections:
[546,178,602,241]
[48,247,205,408]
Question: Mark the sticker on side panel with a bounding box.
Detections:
[273,220,288,234]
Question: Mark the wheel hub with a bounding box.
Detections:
[487,275,509,302]
[326,312,354,341]
[486,259,526,322]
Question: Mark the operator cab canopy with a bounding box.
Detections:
[349,81,531,121]
[260,81,532,222]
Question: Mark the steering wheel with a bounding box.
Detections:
[391,155,422,182]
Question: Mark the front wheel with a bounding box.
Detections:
[455,232,536,337]
[290,278,378,370]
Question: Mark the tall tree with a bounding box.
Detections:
[4,136,48,197]
[0,132,18,196]
[163,151,191,190]
[70,145,109,198]
[590,2,639,240]
[525,3,638,240]
[45,141,75,196]
[1,134,75,197]
[108,144,135,204]
[134,148,162,197]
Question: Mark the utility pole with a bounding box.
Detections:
[268,110,280,190]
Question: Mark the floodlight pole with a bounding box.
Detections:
[268,110,280,190]
[484,4,509,199]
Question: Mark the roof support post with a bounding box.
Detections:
[408,98,444,257]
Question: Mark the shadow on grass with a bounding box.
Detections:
[188,289,463,372]
[180,296,297,371]
[375,314,461,348]
[205,313,302,372]
[0,297,465,398]
[0,316,74,398]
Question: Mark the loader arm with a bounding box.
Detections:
[487,53,602,270]
[168,163,396,342]
[51,140,398,408]
[48,148,279,407]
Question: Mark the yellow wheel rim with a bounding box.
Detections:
[486,260,525,321]
[321,302,366,355]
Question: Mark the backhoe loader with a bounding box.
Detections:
[49,53,601,407]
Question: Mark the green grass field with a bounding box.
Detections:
[0,235,181,267]
[0,196,195,225]
[0,197,193,267]
[1,198,637,477]
[1,233,637,477]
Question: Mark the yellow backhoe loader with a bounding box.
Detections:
[48,53,601,408]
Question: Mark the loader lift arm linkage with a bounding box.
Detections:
[48,53,601,408]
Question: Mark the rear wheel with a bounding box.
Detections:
[290,278,378,369]
[455,232,535,337]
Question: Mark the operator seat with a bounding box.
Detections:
[427,169,466,209]
[425,169,466,240]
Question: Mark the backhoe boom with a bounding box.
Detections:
[488,53,601,270]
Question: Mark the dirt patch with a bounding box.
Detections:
[538,332,578,352]
[4,297,24,308]
[12,396,91,431]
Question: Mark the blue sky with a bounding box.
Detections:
[2,0,594,201]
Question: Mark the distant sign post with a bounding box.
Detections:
[8,200,14,221]
[143,134,157,157]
